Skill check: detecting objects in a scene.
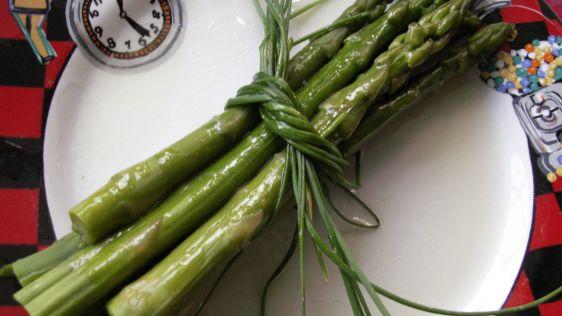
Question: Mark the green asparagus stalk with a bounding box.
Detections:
[10,233,81,286]
[0,264,12,277]
[14,231,123,304]
[69,0,387,245]
[330,11,480,143]
[9,0,390,293]
[328,0,476,142]
[15,1,441,314]
[340,22,515,155]
[15,0,438,315]
[69,107,261,245]
[106,1,473,314]
[296,0,446,110]
[108,153,287,316]
[287,0,386,89]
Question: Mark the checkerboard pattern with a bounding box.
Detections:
[0,0,75,314]
[0,0,560,315]
[495,1,562,314]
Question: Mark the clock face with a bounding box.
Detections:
[67,0,182,68]
[82,0,172,59]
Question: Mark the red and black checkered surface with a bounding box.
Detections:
[0,0,560,315]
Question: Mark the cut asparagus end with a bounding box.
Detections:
[12,232,82,286]
[0,264,13,277]
[70,211,93,245]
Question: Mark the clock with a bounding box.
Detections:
[67,0,183,68]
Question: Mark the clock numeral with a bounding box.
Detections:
[125,40,131,50]
[152,10,161,19]
[89,10,99,19]
[139,37,147,47]
[94,26,103,38]
[150,23,159,35]
[93,0,103,6]
[107,37,116,49]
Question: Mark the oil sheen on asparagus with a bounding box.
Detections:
[107,2,492,315]
[69,0,388,245]
[340,22,515,155]
[4,0,390,290]
[17,0,445,314]
[10,233,81,286]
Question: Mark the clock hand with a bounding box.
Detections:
[116,0,125,17]
[124,15,151,37]
[114,0,151,37]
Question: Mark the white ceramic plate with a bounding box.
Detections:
[44,0,534,314]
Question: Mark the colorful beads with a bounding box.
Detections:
[480,35,562,96]
[530,75,539,84]
[531,83,540,91]
[499,69,509,78]
[497,51,510,61]
[496,84,508,92]
[516,68,528,78]
[537,69,546,78]
[556,67,562,80]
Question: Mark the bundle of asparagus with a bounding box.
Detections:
[69,0,389,245]
[2,0,560,315]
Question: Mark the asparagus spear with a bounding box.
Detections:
[340,22,515,155]
[287,0,386,89]
[69,106,261,245]
[295,0,447,110]
[330,10,481,142]
[9,0,390,293]
[15,1,441,314]
[109,153,287,316]
[15,0,438,315]
[10,233,81,286]
[319,2,466,141]
[0,264,12,277]
[106,2,475,315]
[69,0,387,245]
[14,231,123,305]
